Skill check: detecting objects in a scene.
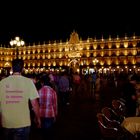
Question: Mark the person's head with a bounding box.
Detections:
[61,71,67,76]
[12,59,24,73]
[40,74,52,87]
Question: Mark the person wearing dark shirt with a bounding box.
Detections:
[122,74,137,117]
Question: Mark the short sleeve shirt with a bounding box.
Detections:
[0,75,39,128]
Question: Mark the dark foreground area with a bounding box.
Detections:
[29,96,101,140]
[0,95,101,140]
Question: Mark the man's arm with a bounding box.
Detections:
[53,90,58,120]
[30,98,41,128]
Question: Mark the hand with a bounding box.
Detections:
[34,117,41,128]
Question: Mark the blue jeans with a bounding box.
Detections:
[3,126,30,140]
[41,118,54,139]
[41,117,54,129]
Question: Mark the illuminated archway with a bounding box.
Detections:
[68,59,80,74]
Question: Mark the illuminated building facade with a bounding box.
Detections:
[0,31,140,75]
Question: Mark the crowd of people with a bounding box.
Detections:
[1,58,140,140]
[0,59,83,140]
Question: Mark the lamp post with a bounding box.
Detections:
[10,36,25,58]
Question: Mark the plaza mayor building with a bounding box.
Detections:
[0,31,140,75]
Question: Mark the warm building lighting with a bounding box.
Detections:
[0,31,139,75]
[93,58,99,64]
[108,43,112,49]
[109,35,111,41]
[124,42,128,48]
[116,35,119,40]
[116,42,120,48]
[93,43,97,49]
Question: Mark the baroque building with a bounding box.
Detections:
[1,31,140,75]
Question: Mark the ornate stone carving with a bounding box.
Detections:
[69,31,79,44]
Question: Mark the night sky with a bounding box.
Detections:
[0,1,139,46]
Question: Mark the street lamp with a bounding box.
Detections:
[10,36,25,58]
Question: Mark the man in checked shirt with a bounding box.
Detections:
[38,74,57,140]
